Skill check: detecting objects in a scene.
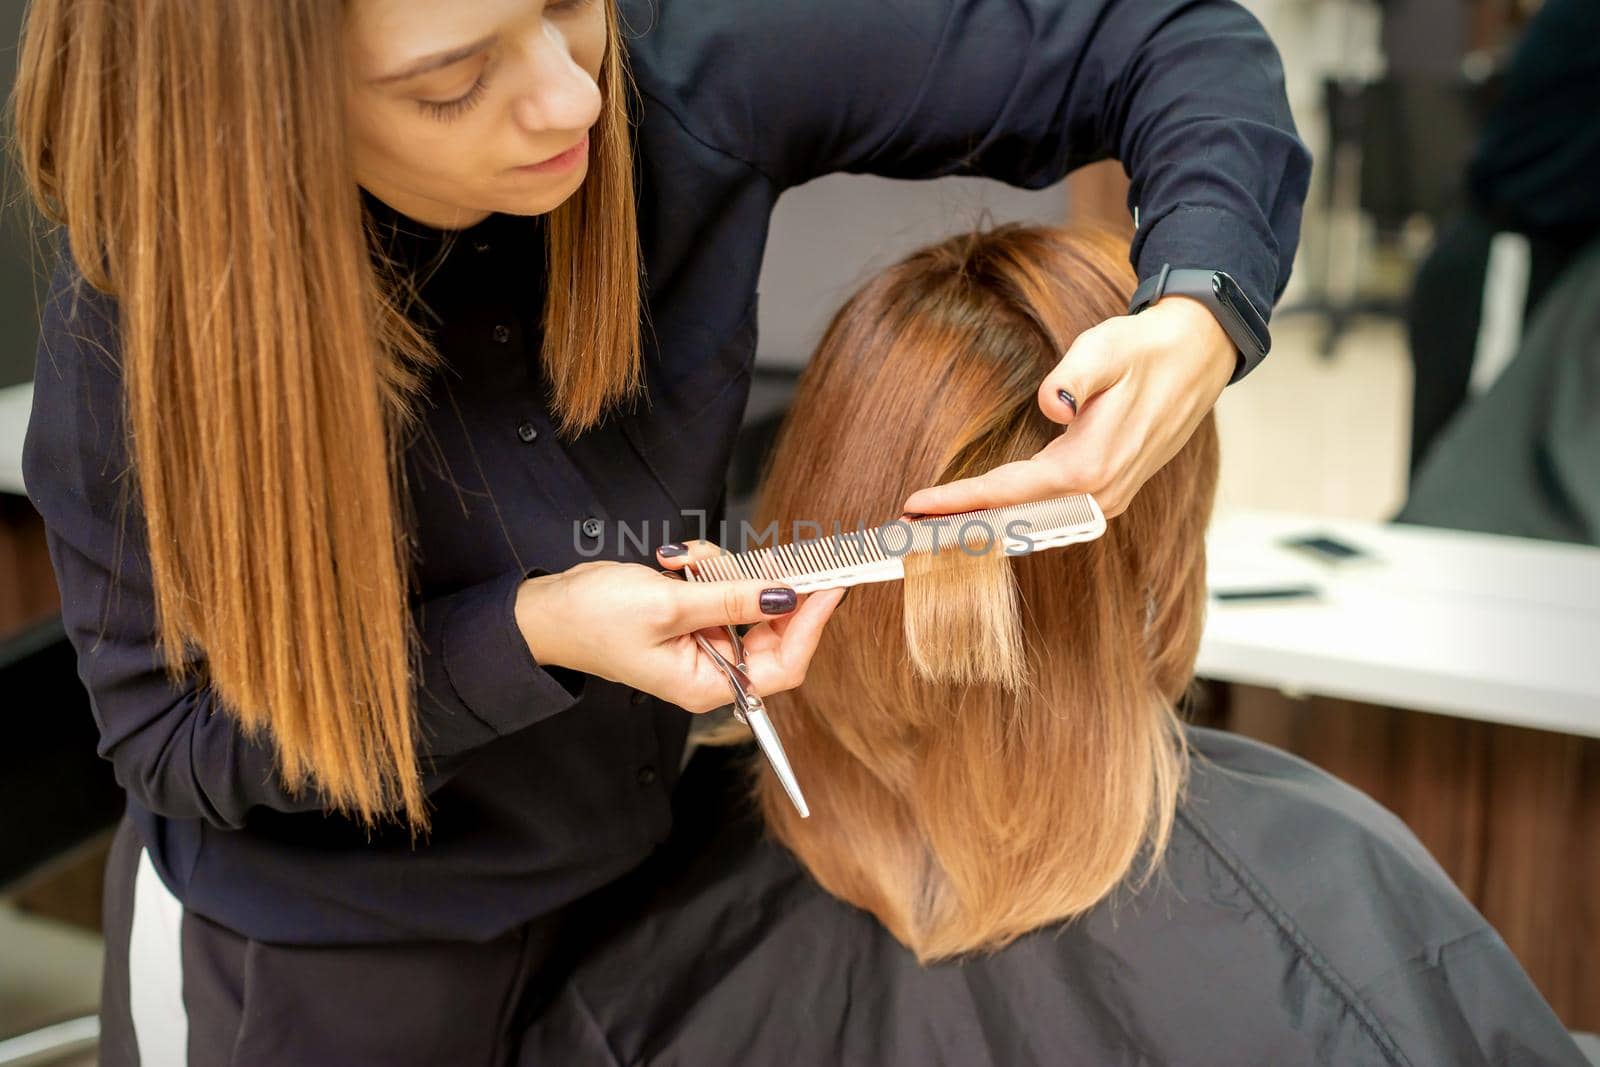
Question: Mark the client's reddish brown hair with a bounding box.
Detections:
[748,224,1220,961]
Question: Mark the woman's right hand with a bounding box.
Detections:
[513,556,845,713]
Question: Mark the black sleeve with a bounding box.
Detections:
[631,0,1312,329]
[22,258,585,830]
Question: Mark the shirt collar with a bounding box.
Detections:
[360,186,543,273]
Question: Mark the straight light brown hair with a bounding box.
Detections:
[12,0,642,828]
[747,224,1220,961]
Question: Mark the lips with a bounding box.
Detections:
[516,133,589,172]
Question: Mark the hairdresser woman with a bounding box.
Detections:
[15,0,1307,1062]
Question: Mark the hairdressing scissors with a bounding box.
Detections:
[693,626,810,818]
[681,494,1107,820]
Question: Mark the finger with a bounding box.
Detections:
[778,586,846,658]
[655,539,725,571]
[743,587,846,692]
[901,457,1075,516]
[766,585,846,647]
[680,591,827,711]
[667,577,802,633]
[677,629,747,714]
[691,624,738,663]
[1037,324,1126,427]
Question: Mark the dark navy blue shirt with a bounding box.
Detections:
[22,0,1309,943]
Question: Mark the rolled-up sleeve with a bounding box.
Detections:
[23,260,585,830]
[634,0,1311,342]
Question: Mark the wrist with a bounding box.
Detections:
[515,572,573,670]
[1146,295,1239,394]
[1128,265,1271,384]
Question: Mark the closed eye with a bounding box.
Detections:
[417,74,490,122]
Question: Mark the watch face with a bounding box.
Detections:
[1211,273,1269,356]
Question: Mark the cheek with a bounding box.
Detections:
[349,96,486,181]
[568,13,609,84]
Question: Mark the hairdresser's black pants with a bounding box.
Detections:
[99,818,576,1067]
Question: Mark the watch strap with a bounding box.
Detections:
[1128,265,1270,385]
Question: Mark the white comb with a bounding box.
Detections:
[685,493,1106,593]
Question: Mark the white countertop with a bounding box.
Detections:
[1200,511,1600,738]
[0,381,31,496]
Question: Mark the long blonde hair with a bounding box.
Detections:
[12,0,641,828]
[749,225,1219,960]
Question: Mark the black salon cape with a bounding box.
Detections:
[24,0,1308,944]
[521,730,1585,1066]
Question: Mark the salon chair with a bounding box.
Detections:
[0,615,123,1066]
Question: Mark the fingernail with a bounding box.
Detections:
[657,542,688,558]
[760,587,798,615]
[1057,388,1078,415]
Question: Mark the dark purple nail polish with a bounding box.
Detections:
[657,542,688,558]
[1057,388,1078,415]
[760,587,798,615]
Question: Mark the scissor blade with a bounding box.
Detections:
[744,706,810,818]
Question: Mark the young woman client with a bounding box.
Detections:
[530,225,1588,1066]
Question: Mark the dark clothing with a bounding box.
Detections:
[1404,210,1576,476]
[98,817,571,1067]
[1468,0,1600,249]
[1401,237,1600,545]
[524,731,1587,1067]
[23,0,1309,947]
[1408,0,1600,474]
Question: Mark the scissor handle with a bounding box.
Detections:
[719,624,748,665]
[694,628,762,723]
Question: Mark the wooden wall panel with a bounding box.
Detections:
[0,494,59,636]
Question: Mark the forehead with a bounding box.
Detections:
[347,0,534,73]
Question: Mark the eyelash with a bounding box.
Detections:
[413,0,593,122]
[418,75,490,122]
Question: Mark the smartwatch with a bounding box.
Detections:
[1128,265,1271,384]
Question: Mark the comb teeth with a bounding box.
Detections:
[684,493,1103,590]
[689,523,893,584]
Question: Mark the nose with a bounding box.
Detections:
[509,20,603,134]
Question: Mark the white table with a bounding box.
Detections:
[0,381,32,497]
[1200,511,1600,739]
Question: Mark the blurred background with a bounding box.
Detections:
[2,0,1597,1062]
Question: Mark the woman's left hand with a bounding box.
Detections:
[900,296,1236,520]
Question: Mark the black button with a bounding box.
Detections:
[472,239,491,253]
[516,422,539,444]
[581,517,604,539]
[636,765,658,787]
[492,324,512,344]
[629,689,648,706]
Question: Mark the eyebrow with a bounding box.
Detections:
[372,35,494,84]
